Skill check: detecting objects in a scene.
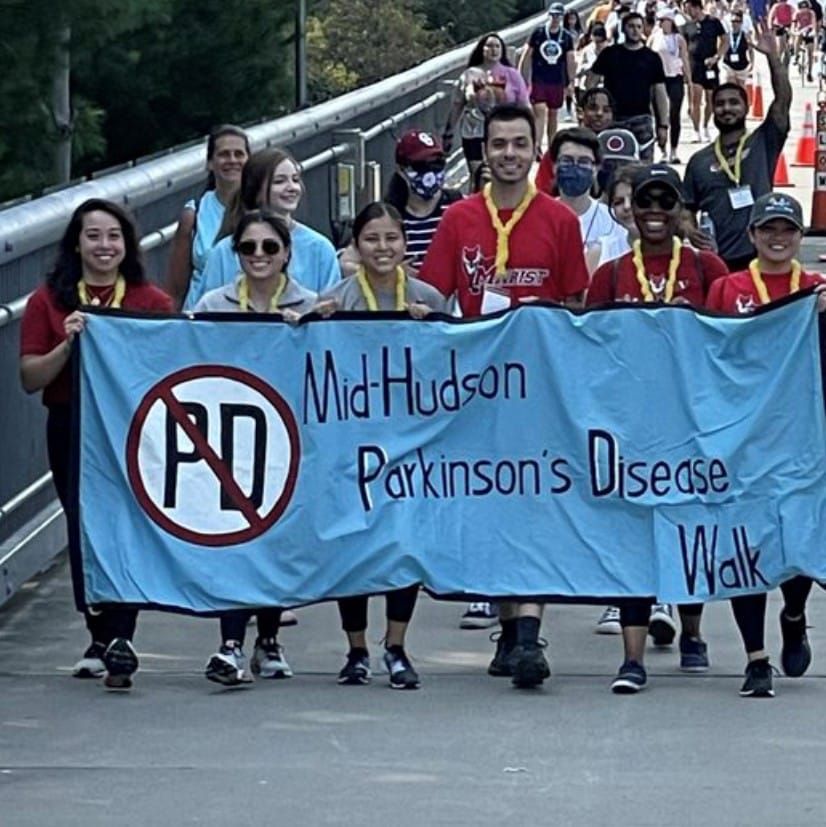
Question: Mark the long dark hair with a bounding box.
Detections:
[216,148,300,240]
[467,32,512,67]
[47,198,145,311]
[204,124,250,191]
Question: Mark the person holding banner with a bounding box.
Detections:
[419,102,589,689]
[187,148,340,309]
[19,198,173,690]
[316,201,447,689]
[705,193,826,696]
[165,124,250,310]
[586,165,728,691]
[196,210,316,686]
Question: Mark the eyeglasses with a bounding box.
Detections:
[237,239,282,256]
[556,156,595,169]
[633,190,680,210]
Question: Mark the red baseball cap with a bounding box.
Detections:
[395,130,445,164]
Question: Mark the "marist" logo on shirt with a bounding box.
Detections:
[461,245,549,295]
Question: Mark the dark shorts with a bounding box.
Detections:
[691,62,720,90]
[462,137,484,163]
[530,80,565,109]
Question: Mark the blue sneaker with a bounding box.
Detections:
[679,633,710,673]
[611,660,647,694]
[779,610,812,677]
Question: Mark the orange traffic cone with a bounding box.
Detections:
[750,74,764,120]
[745,79,754,111]
[792,102,816,166]
[773,153,794,187]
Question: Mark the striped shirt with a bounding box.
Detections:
[403,190,462,271]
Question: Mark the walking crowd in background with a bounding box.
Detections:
[17,0,826,700]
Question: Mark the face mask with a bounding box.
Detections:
[556,164,593,198]
[404,168,446,200]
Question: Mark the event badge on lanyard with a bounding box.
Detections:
[729,186,754,209]
[714,133,753,208]
[540,27,563,64]
[729,31,743,63]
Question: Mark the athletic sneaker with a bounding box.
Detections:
[611,660,647,694]
[511,640,551,689]
[779,610,812,677]
[659,150,669,163]
[669,152,681,165]
[594,606,622,635]
[679,633,710,672]
[648,603,677,646]
[337,648,371,685]
[739,658,775,698]
[460,602,498,629]
[701,127,711,142]
[693,129,702,143]
[102,638,139,691]
[280,610,298,627]
[383,645,421,690]
[250,637,293,679]
[205,644,253,687]
[72,642,106,678]
[487,631,517,676]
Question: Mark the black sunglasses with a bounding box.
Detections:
[634,190,680,211]
[237,239,282,256]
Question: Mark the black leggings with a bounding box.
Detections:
[337,585,419,633]
[664,76,685,150]
[618,598,655,628]
[730,576,814,655]
[219,608,282,646]
[47,405,138,645]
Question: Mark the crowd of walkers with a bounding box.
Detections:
[17,1,826,698]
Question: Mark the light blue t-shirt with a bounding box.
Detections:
[186,221,340,309]
[182,190,225,309]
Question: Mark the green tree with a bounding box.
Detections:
[413,0,519,45]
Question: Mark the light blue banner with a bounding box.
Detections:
[77,296,826,611]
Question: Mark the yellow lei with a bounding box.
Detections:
[482,181,537,277]
[631,237,682,303]
[713,132,750,185]
[78,274,126,308]
[748,258,802,304]
[238,273,286,312]
[356,265,406,311]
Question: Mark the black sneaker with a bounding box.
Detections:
[648,603,677,647]
[739,658,775,698]
[383,645,420,690]
[611,660,647,694]
[337,648,371,685]
[780,610,812,677]
[679,633,710,672]
[72,642,106,678]
[511,640,551,689]
[487,631,516,677]
[102,638,139,691]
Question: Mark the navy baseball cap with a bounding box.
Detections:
[632,164,685,201]
[749,193,804,230]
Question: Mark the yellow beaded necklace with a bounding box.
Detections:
[631,237,682,303]
[78,274,126,307]
[748,258,801,304]
[238,273,286,312]
[356,265,406,311]
[482,181,537,277]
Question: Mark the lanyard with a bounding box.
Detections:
[713,132,749,185]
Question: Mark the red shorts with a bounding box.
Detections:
[530,81,565,109]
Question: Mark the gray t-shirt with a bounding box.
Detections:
[321,274,448,313]
[194,275,317,314]
[683,119,788,261]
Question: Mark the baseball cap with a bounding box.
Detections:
[657,7,676,19]
[547,2,565,15]
[395,131,445,165]
[598,129,640,162]
[631,164,685,200]
[749,193,804,230]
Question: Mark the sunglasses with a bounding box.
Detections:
[237,239,282,256]
[633,190,680,210]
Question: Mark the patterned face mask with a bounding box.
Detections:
[404,167,446,200]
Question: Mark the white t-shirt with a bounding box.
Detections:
[578,199,623,248]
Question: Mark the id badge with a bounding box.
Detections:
[728,185,754,209]
[705,68,717,79]
[481,285,512,314]
[730,53,741,64]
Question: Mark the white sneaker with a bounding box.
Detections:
[250,638,293,678]
[693,130,703,143]
[280,609,298,626]
[594,606,622,634]
[102,638,139,691]
[660,150,669,163]
[648,603,677,646]
[460,602,499,629]
[205,644,253,686]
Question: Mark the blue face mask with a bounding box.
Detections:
[404,168,446,200]
[556,164,593,197]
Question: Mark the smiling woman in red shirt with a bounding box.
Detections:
[19,198,172,692]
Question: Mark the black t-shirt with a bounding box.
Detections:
[682,15,725,65]
[591,45,666,118]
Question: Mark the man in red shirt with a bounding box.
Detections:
[706,192,826,697]
[420,102,589,689]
